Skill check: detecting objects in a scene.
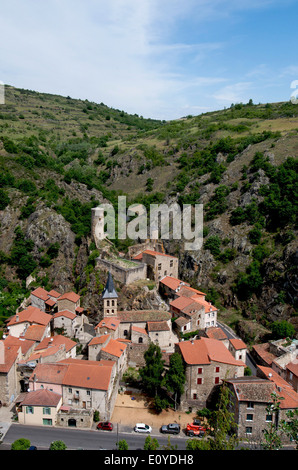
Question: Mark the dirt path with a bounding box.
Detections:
[111,393,196,431]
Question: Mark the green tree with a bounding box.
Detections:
[117,439,129,450]
[144,435,160,450]
[139,343,164,397]
[262,393,283,450]
[49,440,67,450]
[280,409,298,449]
[207,383,239,450]
[271,320,296,340]
[163,352,185,410]
[11,438,31,450]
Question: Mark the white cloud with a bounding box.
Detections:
[0,0,295,119]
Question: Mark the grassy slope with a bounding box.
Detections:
[0,86,297,339]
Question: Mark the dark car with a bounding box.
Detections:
[160,423,180,435]
[97,421,113,431]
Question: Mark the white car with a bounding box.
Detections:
[134,423,152,433]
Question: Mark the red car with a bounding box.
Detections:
[97,421,113,431]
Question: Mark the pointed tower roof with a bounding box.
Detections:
[102,272,118,299]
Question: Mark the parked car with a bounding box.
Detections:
[134,423,152,433]
[97,421,113,431]
[160,423,180,435]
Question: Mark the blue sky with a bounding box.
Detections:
[1,0,298,120]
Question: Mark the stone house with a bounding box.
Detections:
[95,317,120,339]
[228,338,247,364]
[17,388,62,427]
[0,339,22,405]
[28,358,118,423]
[133,250,178,282]
[169,284,217,333]
[6,306,52,339]
[147,321,171,350]
[34,335,77,359]
[88,335,111,361]
[226,366,298,443]
[53,310,77,337]
[100,338,128,377]
[285,361,298,393]
[159,276,190,301]
[204,326,229,348]
[176,337,246,409]
[30,287,51,312]
[252,339,298,382]
[131,325,149,345]
[224,377,277,441]
[57,292,81,314]
[20,324,49,344]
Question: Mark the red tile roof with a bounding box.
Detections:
[58,292,80,303]
[102,338,127,358]
[95,317,120,330]
[160,276,190,291]
[229,338,247,350]
[258,366,298,409]
[88,334,111,346]
[22,324,47,342]
[7,306,52,327]
[19,388,62,407]
[48,290,61,298]
[31,360,114,390]
[205,327,228,341]
[53,310,76,320]
[132,325,148,336]
[147,321,170,332]
[0,341,20,373]
[35,335,77,352]
[31,287,49,301]
[170,296,195,311]
[178,337,246,367]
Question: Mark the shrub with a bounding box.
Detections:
[49,440,67,450]
[11,438,31,450]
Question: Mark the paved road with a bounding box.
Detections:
[1,423,189,450]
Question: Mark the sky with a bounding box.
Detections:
[1,0,298,120]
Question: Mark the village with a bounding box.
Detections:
[0,213,298,447]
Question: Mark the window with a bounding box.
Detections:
[112,300,115,306]
[170,260,173,267]
[215,377,220,384]
[197,378,202,385]
[68,388,72,393]
[266,414,273,422]
[193,393,197,399]
[138,337,143,344]
[247,401,254,409]
[245,427,252,435]
[246,414,253,421]
[43,407,51,415]
[158,263,162,270]
[43,418,52,426]
[87,390,91,396]
[26,406,34,414]
[198,368,203,374]
[215,366,220,373]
